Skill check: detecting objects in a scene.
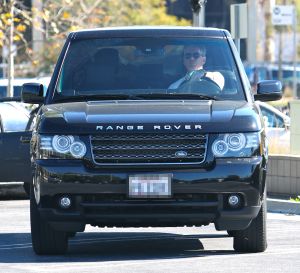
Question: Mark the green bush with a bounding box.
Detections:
[290,195,300,202]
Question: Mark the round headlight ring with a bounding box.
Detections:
[52,135,73,153]
[212,140,229,157]
[225,133,246,151]
[70,141,87,158]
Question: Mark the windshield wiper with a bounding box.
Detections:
[53,92,218,102]
[135,93,218,100]
[53,93,144,102]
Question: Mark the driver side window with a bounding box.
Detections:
[0,103,29,132]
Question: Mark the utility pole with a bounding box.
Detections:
[292,0,297,99]
[7,1,15,97]
[190,0,207,27]
[247,0,257,63]
[230,3,248,55]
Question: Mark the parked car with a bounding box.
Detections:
[0,77,50,194]
[256,101,290,153]
[244,62,300,96]
[269,64,300,97]
[22,26,282,255]
[0,98,33,194]
[244,63,272,88]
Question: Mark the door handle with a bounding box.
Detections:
[20,136,31,143]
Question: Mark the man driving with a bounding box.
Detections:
[168,45,224,90]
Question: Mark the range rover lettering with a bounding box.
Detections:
[22,27,282,255]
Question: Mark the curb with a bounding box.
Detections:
[0,182,27,198]
[267,198,300,215]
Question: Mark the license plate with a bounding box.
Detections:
[128,174,172,198]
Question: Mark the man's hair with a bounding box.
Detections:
[183,45,206,56]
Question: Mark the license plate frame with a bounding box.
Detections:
[128,174,172,198]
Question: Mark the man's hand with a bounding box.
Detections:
[205,71,225,90]
[186,70,224,90]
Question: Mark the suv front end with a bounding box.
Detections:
[23,27,281,255]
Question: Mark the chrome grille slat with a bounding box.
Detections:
[90,133,208,164]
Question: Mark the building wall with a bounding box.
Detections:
[267,155,300,196]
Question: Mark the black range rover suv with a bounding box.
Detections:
[22,27,282,255]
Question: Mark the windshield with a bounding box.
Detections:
[55,37,245,101]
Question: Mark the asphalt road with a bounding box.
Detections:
[0,200,300,273]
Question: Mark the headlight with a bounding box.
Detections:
[212,132,260,157]
[224,133,246,151]
[39,135,87,159]
[52,135,74,153]
[212,140,228,156]
[70,141,87,158]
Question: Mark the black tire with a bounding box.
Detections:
[227,230,236,237]
[30,182,68,255]
[233,198,267,253]
[23,183,30,197]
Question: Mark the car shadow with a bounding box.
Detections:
[0,231,236,263]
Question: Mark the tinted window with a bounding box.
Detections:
[0,103,29,132]
[55,38,245,101]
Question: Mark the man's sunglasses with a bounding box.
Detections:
[184,52,205,60]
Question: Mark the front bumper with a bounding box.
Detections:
[35,157,265,231]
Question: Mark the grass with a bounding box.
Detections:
[290,196,300,202]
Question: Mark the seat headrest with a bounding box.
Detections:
[94,48,119,67]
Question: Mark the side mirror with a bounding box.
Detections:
[254,80,282,101]
[21,83,44,104]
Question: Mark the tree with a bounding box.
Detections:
[0,0,31,97]
[32,0,191,74]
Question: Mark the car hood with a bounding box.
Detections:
[38,100,262,134]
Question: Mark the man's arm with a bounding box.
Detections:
[205,71,225,90]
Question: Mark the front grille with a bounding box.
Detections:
[81,193,218,202]
[90,133,208,164]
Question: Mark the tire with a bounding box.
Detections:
[227,230,236,237]
[23,183,30,197]
[233,197,267,253]
[30,182,68,255]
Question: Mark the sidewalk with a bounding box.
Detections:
[1,182,300,215]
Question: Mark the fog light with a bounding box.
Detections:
[59,196,71,209]
[228,195,240,207]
